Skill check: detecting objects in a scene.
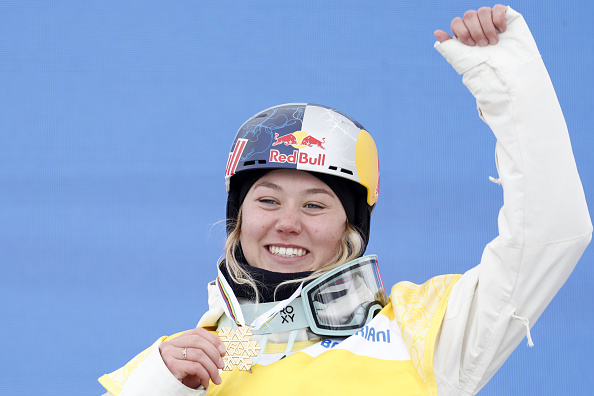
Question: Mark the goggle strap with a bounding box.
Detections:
[250,283,303,330]
[218,298,310,335]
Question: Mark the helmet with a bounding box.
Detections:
[225,103,380,251]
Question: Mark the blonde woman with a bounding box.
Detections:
[99,5,592,395]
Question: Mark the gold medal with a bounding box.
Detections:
[218,326,261,371]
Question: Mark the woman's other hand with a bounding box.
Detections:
[159,327,227,389]
[434,5,507,45]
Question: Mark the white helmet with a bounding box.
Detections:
[225,103,380,252]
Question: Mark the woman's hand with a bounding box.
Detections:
[159,328,227,389]
[434,5,507,45]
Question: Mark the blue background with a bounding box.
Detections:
[1,1,592,395]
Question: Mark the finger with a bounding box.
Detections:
[451,17,474,46]
[176,359,222,388]
[434,29,452,43]
[161,353,208,383]
[181,367,217,390]
[166,329,226,357]
[477,7,498,44]
[463,10,489,47]
[200,329,227,356]
[184,328,227,355]
[160,340,223,378]
[493,4,507,33]
[162,346,223,387]
[184,348,223,384]
[185,344,225,371]
[168,334,225,369]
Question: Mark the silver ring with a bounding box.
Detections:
[182,347,188,360]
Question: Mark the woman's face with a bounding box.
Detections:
[240,169,347,273]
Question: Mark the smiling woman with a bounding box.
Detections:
[98,6,592,396]
[220,106,373,308]
[240,169,348,274]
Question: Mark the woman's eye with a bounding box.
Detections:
[259,198,278,205]
[305,203,324,209]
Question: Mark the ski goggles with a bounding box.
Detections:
[302,254,388,336]
[217,255,388,337]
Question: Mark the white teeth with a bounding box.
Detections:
[268,246,307,257]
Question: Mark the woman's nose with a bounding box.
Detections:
[275,207,302,234]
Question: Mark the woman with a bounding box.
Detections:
[99,5,592,395]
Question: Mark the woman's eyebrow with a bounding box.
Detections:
[305,188,333,197]
[253,181,282,191]
[253,182,333,197]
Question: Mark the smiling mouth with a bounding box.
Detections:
[267,246,308,258]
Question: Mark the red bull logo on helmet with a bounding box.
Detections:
[272,131,325,149]
[270,130,326,166]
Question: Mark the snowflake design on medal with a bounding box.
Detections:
[218,326,261,371]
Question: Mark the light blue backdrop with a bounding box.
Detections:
[1,1,592,395]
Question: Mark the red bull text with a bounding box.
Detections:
[269,149,326,166]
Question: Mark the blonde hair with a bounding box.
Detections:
[224,207,364,302]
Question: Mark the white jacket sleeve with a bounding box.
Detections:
[432,7,592,396]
